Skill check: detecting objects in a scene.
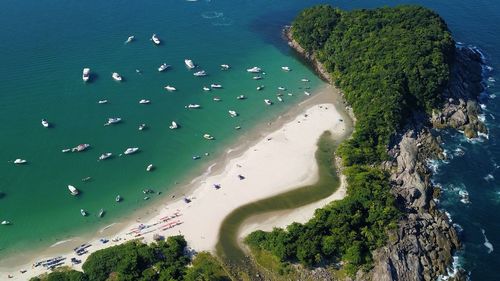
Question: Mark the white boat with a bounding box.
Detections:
[125,36,134,44]
[281,66,291,71]
[1,221,10,225]
[68,185,79,196]
[80,209,87,216]
[278,86,286,91]
[62,148,71,153]
[304,91,311,96]
[72,144,90,152]
[220,64,230,70]
[169,121,178,129]
[41,119,50,128]
[139,99,150,104]
[82,68,90,82]
[235,126,241,130]
[124,147,139,155]
[98,153,112,161]
[203,86,210,91]
[193,70,207,77]
[116,195,122,202]
[246,66,261,73]
[277,96,284,102]
[228,110,238,117]
[151,34,160,45]
[138,124,146,131]
[301,78,310,82]
[186,104,201,109]
[158,63,170,72]
[213,97,221,102]
[236,95,246,100]
[112,72,122,81]
[164,85,176,91]
[264,99,273,105]
[98,209,105,218]
[13,159,27,164]
[105,117,121,126]
[185,59,195,69]
[256,85,264,91]
[210,84,222,89]
[203,134,214,140]
[98,99,108,104]
[252,76,262,80]
[146,164,154,172]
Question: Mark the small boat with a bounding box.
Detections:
[164,85,176,91]
[144,196,150,200]
[185,59,195,69]
[203,86,211,91]
[186,104,201,109]
[210,84,222,89]
[158,63,170,72]
[288,93,293,96]
[112,72,122,81]
[277,96,284,102]
[68,185,79,196]
[281,66,291,71]
[228,110,238,117]
[278,86,286,91]
[304,91,311,96]
[80,209,87,216]
[193,70,207,77]
[104,117,121,126]
[151,34,160,45]
[220,64,230,70]
[136,69,141,74]
[98,153,112,161]
[213,97,221,102]
[264,99,273,105]
[98,99,108,104]
[247,66,261,73]
[116,195,122,202]
[72,144,90,152]
[146,164,154,172]
[256,85,264,91]
[125,36,134,44]
[124,147,139,155]
[81,177,91,182]
[301,78,310,82]
[138,124,146,131]
[236,95,246,100]
[203,134,214,140]
[252,76,262,80]
[82,68,90,82]
[192,155,201,160]
[1,221,10,225]
[62,148,71,153]
[13,159,27,164]
[98,209,105,218]
[235,126,241,130]
[139,99,150,104]
[169,121,178,129]
[41,119,50,128]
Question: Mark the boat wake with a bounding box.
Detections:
[201,11,223,19]
[481,228,494,254]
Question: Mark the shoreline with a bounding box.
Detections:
[1,84,350,280]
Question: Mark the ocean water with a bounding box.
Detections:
[0,0,499,279]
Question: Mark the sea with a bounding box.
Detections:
[0,0,498,279]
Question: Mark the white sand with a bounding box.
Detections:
[2,101,347,280]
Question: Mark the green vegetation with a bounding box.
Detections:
[247,4,454,276]
[30,237,230,281]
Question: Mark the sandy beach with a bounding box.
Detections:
[1,86,349,280]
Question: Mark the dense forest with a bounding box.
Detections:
[30,236,230,281]
[246,5,455,276]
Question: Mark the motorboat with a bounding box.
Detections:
[104,117,121,126]
[192,155,201,160]
[164,85,176,91]
[301,78,310,82]
[72,144,90,152]
[158,63,170,72]
[138,124,146,131]
[281,66,291,71]
[125,36,134,44]
[277,96,284,102]
[228,110,238,117]
[235,126,241,130]
[169,121,178,129]
[220,64,230,70]
[186,104,201,109]
[184,59,195,69]
[210,84,222,89]
[41,119,50,128]
[278,86,286,91]
[146,164,154,172]
[112,72,122,81]
[136,69,141,74]
[13,159,27,164]
[252,76,262,80]
[213,97,221,102]
[203,86,210,91]
[98,209,105,218]
[124,147,139,155]
[116,195,122,202]
[256,85,264,91]
[304,91,311,96]
[1,221,10,225]
[62,148,71,153]
[98,100,108,104]
[203,134,214,140]
[236,95,246,100]
[193,70,207,77]
[246,66,261,73]
[80,209,87,216]
[151,34,160,45]
[68,185,79,196]
[82,68,90,82]
[139,99,150,104]
[264,99,273,105]
[98,153,112,161]
[81,177,91,182]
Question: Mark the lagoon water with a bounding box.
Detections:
[0,0,499,279]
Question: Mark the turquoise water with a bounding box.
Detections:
[1,1,499,279]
